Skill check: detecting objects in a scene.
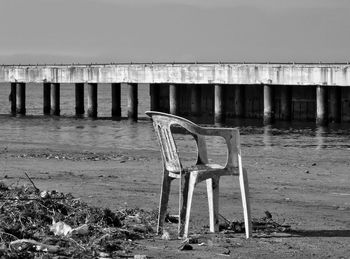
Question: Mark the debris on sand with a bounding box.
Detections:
[0,181,157,258]
[218,212,291,234]
[14,151,137,162]
[0,175,294,257]
[178,238,193,251]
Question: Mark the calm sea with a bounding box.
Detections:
[0,82,349,154]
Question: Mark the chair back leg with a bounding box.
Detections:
[206,177,220,233]
[157,171,172,235]
[239,168,252,238]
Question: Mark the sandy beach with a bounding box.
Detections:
[1,141,349,258]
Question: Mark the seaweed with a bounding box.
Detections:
[0,182,157,258]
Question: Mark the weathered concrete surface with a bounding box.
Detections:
[1,63,350,86]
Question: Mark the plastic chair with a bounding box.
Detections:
[146,111,252,239]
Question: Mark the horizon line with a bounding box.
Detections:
[1,61,350,66]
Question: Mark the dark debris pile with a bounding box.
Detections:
[218,211,291,234]
[13,151,133,162]
[0,179,293,257]
[0,182,157,258]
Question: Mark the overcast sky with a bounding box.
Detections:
[0,0,349,64]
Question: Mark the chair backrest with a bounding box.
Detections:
[146,111,243,174]
[146,111,208,173]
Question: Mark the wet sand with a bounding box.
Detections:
[1,142,350,258]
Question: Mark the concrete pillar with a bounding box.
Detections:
[111,83,121,119]
[316,85,328,125]
[234,85,245,117]
[75,83,84,116]
[214,84,225,124]
[263,85,275,124]
[280,85,292,120]
[43,83,51,115]
[10,83,16,115]
[87,83,98,118]
[169,84,178,115]
[127,83,138,121]
[150,84,160,111]
[329,86,341,123]
[191,85,201,116]
[50,83,60,116]
[16,82,25,115]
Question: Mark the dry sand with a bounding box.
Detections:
[0,143,349,258]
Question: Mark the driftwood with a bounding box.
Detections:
[24,172,40,193]
[10,239,60,253]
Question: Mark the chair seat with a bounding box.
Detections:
[169,164,239,180]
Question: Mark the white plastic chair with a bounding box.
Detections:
[146,111,252,239]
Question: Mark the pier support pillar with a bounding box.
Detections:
[316,85,328,125]
[87,83,98,118]
[150,84,160,111]
[16,82,25,115]
[214,84,225,124]
[112,83,121,119]
[191,85,201,116]
[75,83,84,116]
[169,84,178,115]
[263,85,275,124]
[10,83,16,115]
[329,86,341,123]
[50,83,60,116]
[43,83,51,115]
[234,85,245,117]
[280,85,292,120]
[127,83,138,121]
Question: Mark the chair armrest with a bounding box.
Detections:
[198,126,239,139]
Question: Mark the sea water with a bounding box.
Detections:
[0,83,349,154]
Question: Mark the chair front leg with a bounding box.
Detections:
[239,168,252,238]
[178,173,190,237]
[206,176,220,233]
[183,172,198,238]
[157,171,173,235]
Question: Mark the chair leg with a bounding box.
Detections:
[157,171,172,235]
[178,173,190,237]
[183,172,197,238]
[206,176,220,233]
[239,168,252,238]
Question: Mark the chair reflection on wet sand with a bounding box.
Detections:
[146,111,252,239]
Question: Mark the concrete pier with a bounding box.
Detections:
[87,83,98,118]
[111,83,121,119]
[1,63,350,123]
[234,85,245,117]
[316,85,328,125]
[75,83,84,116]
[150,84,160,111]
[169,84,178,115]
[16,82,25,115]
[127,83,138,121]
[43,83,51,115]
[263,85,275,124]
[280,85,292,120]
[50,83,60,116]
[191,85,201,116]
[329,86,341,123]
[214,84,225,124]
[10,83,16,115]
